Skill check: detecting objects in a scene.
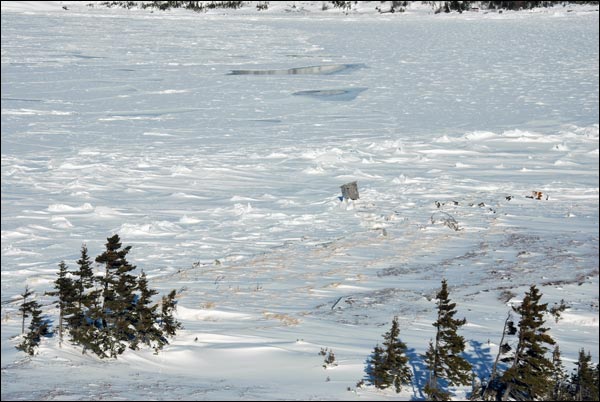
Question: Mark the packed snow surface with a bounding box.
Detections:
[1,1,598,400]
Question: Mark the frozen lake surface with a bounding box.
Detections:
[1,3,598,400]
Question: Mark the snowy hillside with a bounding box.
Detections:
[1,1,598,400]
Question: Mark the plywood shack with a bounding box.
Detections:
[340,181,359,200]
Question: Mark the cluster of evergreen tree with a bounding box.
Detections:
[96,1,597,13]
[16,286,51,355]
[17,234,181,358]
[14,240,598,398]
[364,281,599,401]
[366,316,412,392]
[482,285,599,401]
[431,1,597,13]
[100,0,245,12]
[423,279,472,400]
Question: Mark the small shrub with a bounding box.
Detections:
[320,347,337,368]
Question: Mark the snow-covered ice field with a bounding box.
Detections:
[1,2,599,400]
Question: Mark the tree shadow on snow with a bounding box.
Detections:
[468,339,494,382]
[361,342,495,400]
[406,341,496,401]
[468,339,508,400]
[361,346,428,400]
[406,347,428,401]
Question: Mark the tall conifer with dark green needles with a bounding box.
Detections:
[132,270,167,352]
[571,348,599,401]
[382,316,412,393]
[72,244,96,312]
[366,316,412,392]
[160,289,182,337]
[424,340,451,401]
[112,254,138,348]
[423,279,472,401]
[548,345,569,401]
[500,285,555,401]
[367,344,390,389]
[46,261,76,347]
[69,244,102,351]
[595,364,600,401]
[18,285,34,335]
[16,290,51,356]
[95,234,138,357]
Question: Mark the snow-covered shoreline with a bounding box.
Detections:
[2,1,599,17]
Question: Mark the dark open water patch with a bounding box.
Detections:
[248,118,283,123]
[66,52,106,59]
[227,63,365,75]
[1,97,43,103]
[292,87,367,101]
[103,107,199,118]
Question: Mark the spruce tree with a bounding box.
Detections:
[548,345,569,401]
[595,364,600,401]
[500,285,555,401]
[68,244,101,349]
[131,271,166,352]
[95,234,138,356]
[381,316,412,392]
[72,244,96,312]
[77,285,111,359]
[96,234,129,319]
[112,257,138,346]
[77,285,105,356]
[46,261,76,347]
[160,289,182,337]
[424,340,451,401]
[423,279,472,401]
[16,292,51,356]
[367,344,390,389]
[366,317,412,392]
[571,349,599,401]
[18,285,34,335]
